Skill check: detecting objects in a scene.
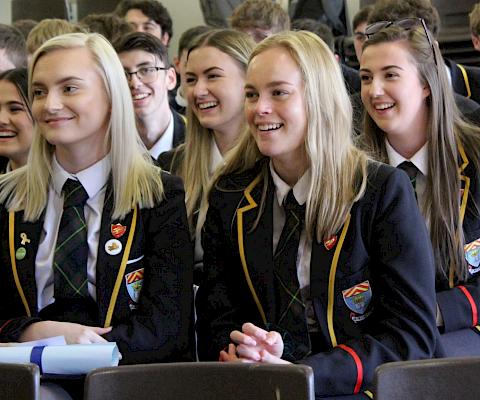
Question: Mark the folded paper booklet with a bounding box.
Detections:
[0,337,121,375]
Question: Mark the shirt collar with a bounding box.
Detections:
[149,110,174,159]
[269,160,310,207]
[210,136,223,174]
[385,139,428,176]
[52,154,111,199]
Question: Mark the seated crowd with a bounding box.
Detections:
[0,0,480,399]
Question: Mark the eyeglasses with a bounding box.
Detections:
[364,17,437,65]
[124,66,168,83]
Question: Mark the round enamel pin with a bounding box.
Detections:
[16,247,26,260]
[105,239,122,256]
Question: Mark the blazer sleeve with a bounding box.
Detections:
[300,168,438,397]
[104,174,195,363]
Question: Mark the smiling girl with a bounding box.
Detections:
[196,30,438,398]
[0,68,33,172]
[359,21,480,356]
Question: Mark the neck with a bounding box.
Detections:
[272,152,309,187]
[213,121,243,156]
[387,133,427,160]
[55,145,108,174]
[136,109,172,150]
[9,154,28,170]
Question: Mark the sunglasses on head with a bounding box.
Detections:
[365,17,437,65]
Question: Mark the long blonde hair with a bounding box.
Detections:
[360,26,480,281]
[213,30,369,241]
[171,29,255,229]
[0,32,163,221]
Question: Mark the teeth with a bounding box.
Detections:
[198,101,218,109]
[258,123,282,131]
[133,93,149,100]
[375,103,394,110]
[0,131,15,137]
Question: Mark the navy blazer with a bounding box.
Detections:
[171,110,186,150]
[0,172,195,364]
[436,148,480,335]
[445,58,480,106]
[196,159,438,397]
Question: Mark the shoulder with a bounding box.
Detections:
[158,146,185,172]
[160,170,184,199]
[215,158,267,192]
[172,110,187,127]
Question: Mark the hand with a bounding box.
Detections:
[229,322,288,363]
[19,321,112,344]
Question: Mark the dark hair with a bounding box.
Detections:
[229,0,290,32]
[0,24,27,68]
[115,0,173,42]
[0,67,32,119]
[81,13,133,44]
[114,31,170,67]
[12,19,38,40]
[368,0,440,38]
[352,5,373,31]
[291,19,334,51]
[178,25,212,56]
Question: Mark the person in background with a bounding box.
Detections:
[352,4,373,63]
[80,13,133,44]
[229,0,290,43]
[158,29,255,283]
[359,20,480,356]
[170,25,212,115]
[115,32,185,159]
[0,24,27,73]
[196,30,438,398]
[469,3,480,52]
[12,19,38,41]
[0,68,33,172]
[26,19,85,57]
[0,33,194,397]
[115,0,172,46]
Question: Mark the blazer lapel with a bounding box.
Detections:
[95,185,138,325]
[11,211,43,316]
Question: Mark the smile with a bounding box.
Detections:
[257,123,283,131]
[132,93,150,100]
[374,103,395,110]
[198,101,218,110]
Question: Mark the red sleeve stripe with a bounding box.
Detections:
[458,286,478,326]
[0,319,13,334]
[338,344,363,394]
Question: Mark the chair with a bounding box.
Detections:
[0,362,40,400]
[85,362,315,400]
[374,357,480,400]
[11,0,70,21]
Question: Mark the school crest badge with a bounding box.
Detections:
[125,268,144,305]
[342,280,372,318]
[465,239,480,274]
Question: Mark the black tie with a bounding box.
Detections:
[273,189,310,361]
[398,161,418,190]
[53,179,89,299]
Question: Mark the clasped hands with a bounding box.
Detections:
[219,322,290,364]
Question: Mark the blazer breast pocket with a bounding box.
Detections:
[124,255,145,310]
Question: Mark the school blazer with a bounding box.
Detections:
[445,58,480,106]
[196,159,438,398]
[172,110,186,150]
[436,148,480,335]
[0,172,195,364]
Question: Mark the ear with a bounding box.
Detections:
[161,32,170,47]
[165,67,177,91]
[423,83,431,99]
[472,34,480,51]
[172,55,180,74]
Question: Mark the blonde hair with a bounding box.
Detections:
[213,30,369,241]
[361,26,480,281]
[26,19,85,54]
[0,32,163,221]
[170,29,255,230]
[470,3,480,36]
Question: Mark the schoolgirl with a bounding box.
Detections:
[0,33,194,363]
[359,20,480,355]
[196,31,438,398]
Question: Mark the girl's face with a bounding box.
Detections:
[0,80,33,169]
[360,41,431,141]
[244,47,308,169]
[185,46,246,137]
[31,47,111,167]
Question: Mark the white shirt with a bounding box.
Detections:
[35,155,111,310]
[269,162,318,332]
[385,139,429,218]
[148,110,174,159]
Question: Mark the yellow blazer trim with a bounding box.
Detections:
[475,325,480,333]
[449,144,470,288]
[9,211,31,317]
[327,213,351,347]
[457,64,471,99]
[237,173,267,325]
[364,390,374,399]
[104,205,138,328]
